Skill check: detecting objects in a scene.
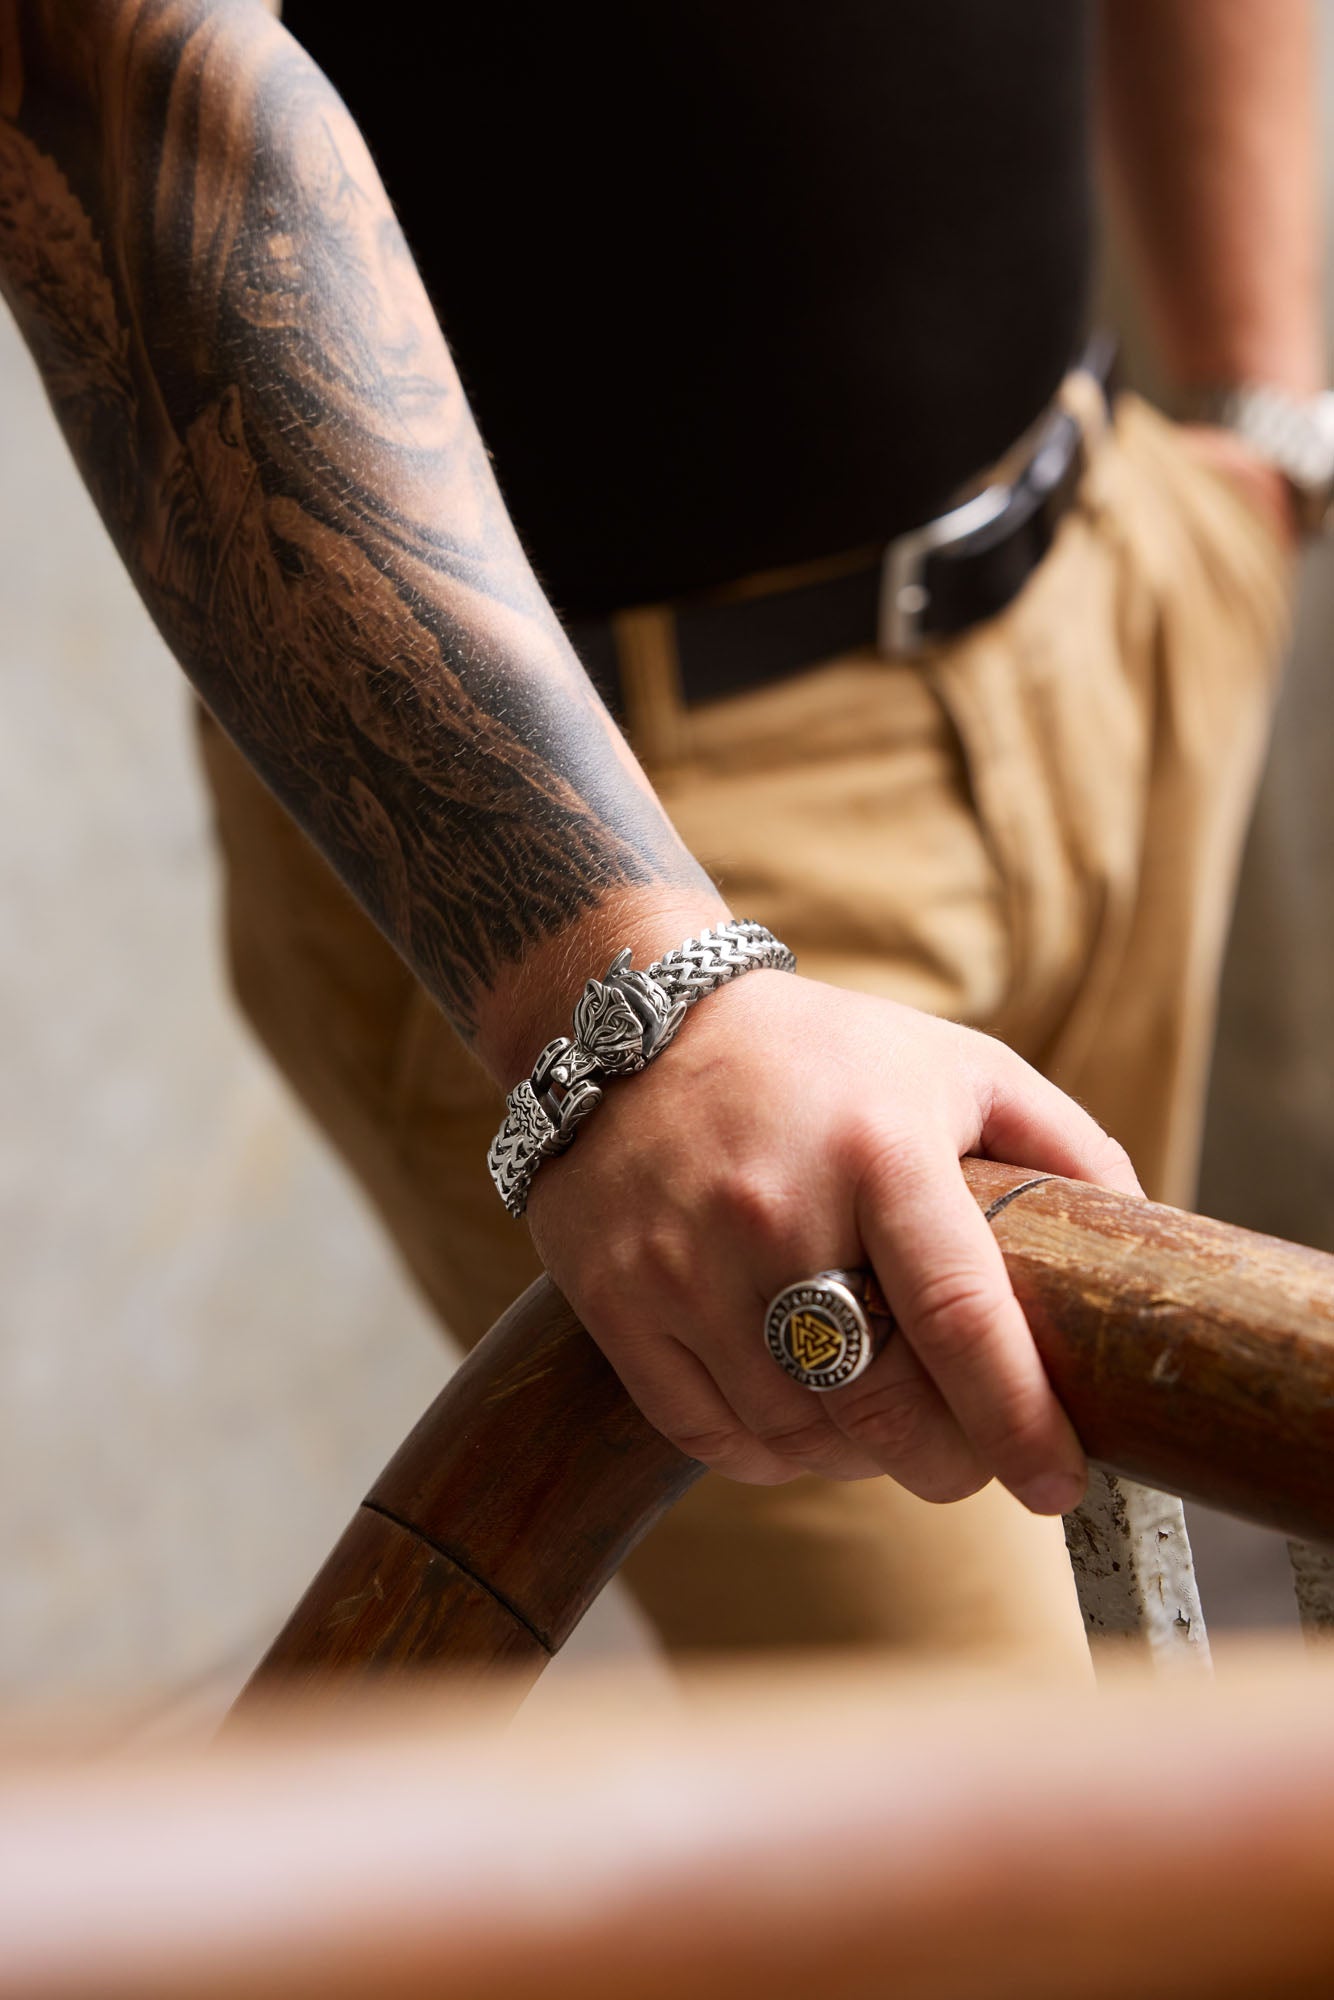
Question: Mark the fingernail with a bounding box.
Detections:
[1019,1472,1085,1516]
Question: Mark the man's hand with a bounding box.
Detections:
[1176,423,1301,550]
[528,970,1142,1515]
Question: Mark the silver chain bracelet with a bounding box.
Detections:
[486,919,796,1217]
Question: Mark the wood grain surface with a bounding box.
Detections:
[239,1162,1334,1700]
[240,1285,702,1699]
[242,1506,547,1700]
[968,1162,1334,1540]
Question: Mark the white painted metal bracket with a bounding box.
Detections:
[1287,1540,1334,1641]
[1063,1468,1212,1672]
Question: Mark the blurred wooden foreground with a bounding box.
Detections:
[5,1653,1334,1999]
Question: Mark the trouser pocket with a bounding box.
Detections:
[931,393,1294,1200]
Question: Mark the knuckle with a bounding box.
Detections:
[580,1229,646,1308]
[572,1269,620,1334]
[1092,1131,1136,1188]
[754,1416,838,1463]
[969,1392,1061,1469]
[667,1422,798,1487]
[634,1221,693,1293]
[902,1270,1001,1362]
[669,1421,752,1465]
[836,1378,938,1461]
[718,1166,793,1253]
[977,1029,1029,1082]
[854,1140,933,1208]
[835,1112,895,1177]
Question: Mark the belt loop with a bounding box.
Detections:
[1059,363,1112,457]
[609,604,690,766]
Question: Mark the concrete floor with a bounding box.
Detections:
[4,130,1334,1715]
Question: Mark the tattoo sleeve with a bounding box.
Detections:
[0,0,710,1040]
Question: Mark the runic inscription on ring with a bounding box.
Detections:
[764,1276,873,1392]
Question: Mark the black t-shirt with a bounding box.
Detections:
[284,4,1094,617]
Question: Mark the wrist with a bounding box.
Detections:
[1177,376,1334,539]
[486,914,795,1219]
[474,882,733,1091]
[1175,422,1303,547]
[1168,319,1326,405]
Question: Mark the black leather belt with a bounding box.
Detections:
[569,335,1118,718]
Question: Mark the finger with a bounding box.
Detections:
[971,1044,1143,1196]
[822,1325,989,1502]
[695,1300,887,1482]
[855,1139,1087,1514]
[582,1311,801,1485]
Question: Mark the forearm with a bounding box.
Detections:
[0,0,720,1081]
[1100,0,1324,393]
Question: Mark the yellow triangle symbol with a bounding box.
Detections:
[788,1309,843,1370]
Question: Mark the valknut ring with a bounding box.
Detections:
[764,1269,895,1392]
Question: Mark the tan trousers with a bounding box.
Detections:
[196,395,1293,1674]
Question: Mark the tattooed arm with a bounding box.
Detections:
[0,0,721,1070]
[1,0,1137,1506]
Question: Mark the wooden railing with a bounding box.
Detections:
[8,1164,1334,1998]
[235,1160,1334,1702]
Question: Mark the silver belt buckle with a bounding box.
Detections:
[877,482,1011,656]
[879,399,1086,656]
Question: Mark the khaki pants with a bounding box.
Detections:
[197,396,1292,1674]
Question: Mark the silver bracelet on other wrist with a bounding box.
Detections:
[486,919,796,1218]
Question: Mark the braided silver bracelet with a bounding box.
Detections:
[487,919,796,1217]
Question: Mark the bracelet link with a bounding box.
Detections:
[531,1036,606,1145]
[487,920,794,1217]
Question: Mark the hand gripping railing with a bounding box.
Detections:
[233,1161,1334,1706]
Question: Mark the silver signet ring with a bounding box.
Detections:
[764,1270,892,1392]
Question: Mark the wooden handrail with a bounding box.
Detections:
[237,1161,1334,1702]
[13,1657,1334,1997]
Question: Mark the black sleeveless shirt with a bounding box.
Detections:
[284,3,1094,617]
